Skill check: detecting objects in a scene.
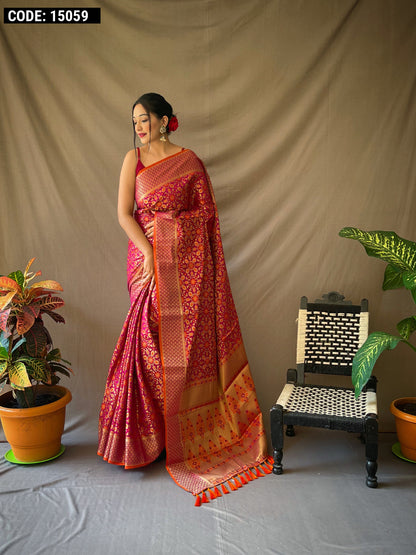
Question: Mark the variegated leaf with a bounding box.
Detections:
[397,316,416,340]
[22,357,50,382]
[402,271,416,303]
[8,271,25,289]
[0,308,11,332]
[47,348,62,361]
[24,322,49,357]
[383,264,404,290]
[28,280,63,293]
[352,332,401,397]
[0,291,17,310]
[49,362,72,377]
[33,296,65,312]
[0,360,8,378]
[43,310,65,324]
[339,228,416,272]
[9,361,31,390]
[16,306,40,335]
[0,276,21,292]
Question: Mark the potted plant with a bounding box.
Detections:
[0,258,72,463]
[339,228,416,461]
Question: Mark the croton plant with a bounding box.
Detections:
[0,258,71,408]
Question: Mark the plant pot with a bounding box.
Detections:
[0,385,72,463]
[390,397,416,462]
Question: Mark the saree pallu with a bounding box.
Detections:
[98,149,270,503]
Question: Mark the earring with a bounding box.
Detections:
[160,124,167,142]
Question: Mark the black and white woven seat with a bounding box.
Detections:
[270,292,378,488]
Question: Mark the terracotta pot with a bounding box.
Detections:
[0,385,72,462]
[390,397,416,461]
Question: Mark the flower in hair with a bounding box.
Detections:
[168,115,179,133]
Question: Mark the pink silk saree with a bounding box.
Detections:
[98,149,270,503]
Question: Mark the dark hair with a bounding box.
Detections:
[132,92,175,149]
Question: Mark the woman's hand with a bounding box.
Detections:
[143,246,155,288]
[145,220,154,239]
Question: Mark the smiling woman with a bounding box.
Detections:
[97,92,271,505]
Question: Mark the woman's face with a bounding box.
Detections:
[132,104,165,146]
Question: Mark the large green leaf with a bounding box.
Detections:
[8,271,25,289]
[402,271,416,303]
[352,332,401,397]
[397,316,416,340]
[339,228,416,272]
[383,264,405,290]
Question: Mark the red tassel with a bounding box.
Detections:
[261,464,272,475]
[194,494,202,507]
[209,488,217,500]
[264,461,273,471]
[256,467,264,477]
[248,469,258,480]
[268,456,274,465]
[214,486,222,497]
[228,480,237,491]
[244,471,252,482]
[234,477,243,488]
[239,474,247,485]
[221,483,230,494]
[201,491,209,503]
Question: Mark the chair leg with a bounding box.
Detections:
[364,414,378,488]
[270,404,284,475]
[286,425,295,437]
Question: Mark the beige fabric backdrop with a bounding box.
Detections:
[1,0,415,437]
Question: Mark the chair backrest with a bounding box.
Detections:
[295,292,368,383]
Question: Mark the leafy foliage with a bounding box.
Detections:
[339,228,416,397]
[0,258,64,336]
[0,259,72,408]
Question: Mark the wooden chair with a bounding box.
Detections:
[270,292,378,488]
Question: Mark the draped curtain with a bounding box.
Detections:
[1,0,415,435]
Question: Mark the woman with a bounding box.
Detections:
[98,93,271,504]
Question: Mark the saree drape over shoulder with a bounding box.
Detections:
[98,149,270,503]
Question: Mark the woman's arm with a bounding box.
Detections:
[117,149,154,282]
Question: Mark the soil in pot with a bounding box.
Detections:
[395,402,416,417]
[2,393,60,409]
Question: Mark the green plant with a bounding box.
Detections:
[0,259,72,408]
[339,228,416,397]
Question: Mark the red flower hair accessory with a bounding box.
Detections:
[168,115,179,133]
